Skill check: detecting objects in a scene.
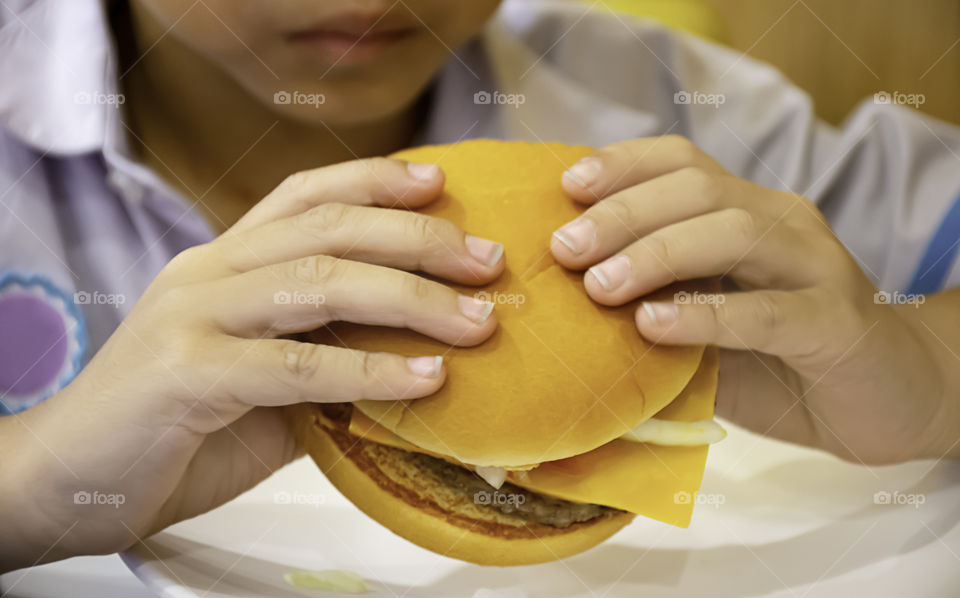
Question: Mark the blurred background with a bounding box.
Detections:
[581,0,960,126]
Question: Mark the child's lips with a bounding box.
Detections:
[287,27,416,66]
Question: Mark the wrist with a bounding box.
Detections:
[0,392,81,572]
[924,358,960,461]
[0,411,46,571]
[895,304,960,461]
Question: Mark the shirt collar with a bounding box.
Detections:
[0,0,210,221]
[0,0,117,155]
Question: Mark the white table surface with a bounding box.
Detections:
[0,554,154,597]
[4,421,959,597]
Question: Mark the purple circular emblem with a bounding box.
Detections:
[0,272,87,414]
[0,294,68,395]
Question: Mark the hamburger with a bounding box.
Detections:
[287,140,724,566]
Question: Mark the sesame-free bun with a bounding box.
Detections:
[307,140,705,467]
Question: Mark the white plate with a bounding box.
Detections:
[122,423,960,597]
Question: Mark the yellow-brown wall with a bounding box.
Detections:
[706,0,960,125]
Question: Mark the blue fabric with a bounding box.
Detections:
[906,191,960,295]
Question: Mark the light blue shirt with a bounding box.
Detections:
[1,0,959,413]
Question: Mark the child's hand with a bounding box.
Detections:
[551,136,957,465]
[3,159,503,569]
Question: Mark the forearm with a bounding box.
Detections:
[0,393,82,573]
[0,409,48,572]
[897,289,960,460]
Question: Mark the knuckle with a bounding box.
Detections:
[358,156,396,173]
[290,254,340,286]
[789,289,844,359]
[350,157,395,186]
[298,202,352,236]
[808,232,864,291]
[155,331,201,375]
[589,144,618,164]
[819,287,867,342]
[723,207,759,242]
[400,272,435,302]
[663,135,701,165]
[284,342,325,382]
[355,351,392,398]
[351,157,404,204]
[358,351,379,385]
[278,170,312,194]
[641,233,675,269]
[599,195,640,228]
[406,214,448,254]
[711,300,743,346]
[406,212,433,242]
[678,166,723,210]
[165,244,208,273]
[751,294,788,338]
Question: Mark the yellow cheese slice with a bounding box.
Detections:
[350,409,443,457]
[348,347,718,528]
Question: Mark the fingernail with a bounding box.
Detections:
[407,162,440,181]
[459,295,495,323]
[465,234,504,267]
[640,302,678,327]
[553,217,596,255]
[563,157,602,188]
[588,255,631,292]
[407,355,443,377]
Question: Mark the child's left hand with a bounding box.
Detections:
[551,136,959,464]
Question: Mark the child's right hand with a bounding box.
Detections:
[1,158,503,571]
[551,136,959,467]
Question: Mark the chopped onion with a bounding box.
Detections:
[620,418,726,446]
[475,465,508,489]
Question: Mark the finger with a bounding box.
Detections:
[208,255,498,345]
[551,167,740,268]
[215,203,504,284]
[634,288,834,357]
[582,209,817,305]
[230,158,445,233]
[226,338,447,406]
[561,135,724,204]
